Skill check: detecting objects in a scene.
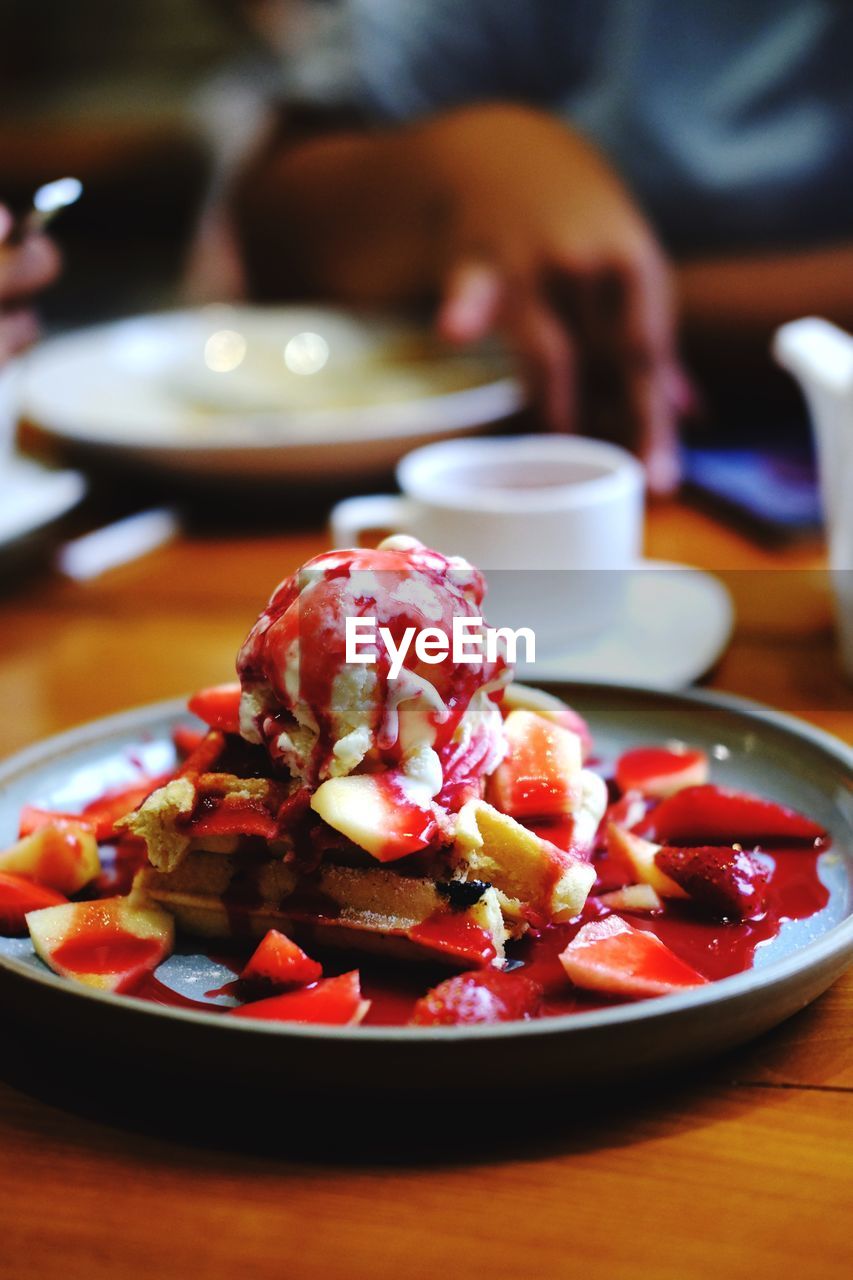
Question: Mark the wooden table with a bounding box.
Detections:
[0,497,850,1280]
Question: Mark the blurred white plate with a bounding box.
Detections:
[16,306,523,482]
[516,561,734,688]
[0,457,86,555]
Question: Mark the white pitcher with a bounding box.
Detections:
[774,317,853,679]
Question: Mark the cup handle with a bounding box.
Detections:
[329,494,417,548]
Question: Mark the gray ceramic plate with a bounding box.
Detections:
[0,684,851,1090]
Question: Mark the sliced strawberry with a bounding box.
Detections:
[176,729,225,776]
[188,683,242,735]
[655,845,770,921]
[0,872,68,936]
[559,916,708,999]
[647,785,826,846]
[172,725,206,758]
[185,807,279,840]
[229,971,369,1025]
[409,968,543,1026]
[615,746,708,798]
[240,929,322,988]
[81,776,170,839]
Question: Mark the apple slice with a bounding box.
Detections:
[0,823,100,895]
[0,872,67,936]
[240,929,323,988]
[489,709,583,819]
[410,968,543,1026]
[598,883,663,913]
[501,683,593,760]
[310,773,437,862]
[655,845,770,921]
[187,682,242,734]
[229,971,369,1025]
[647,785,826,846]
[615,745,708,798]
[607,824,688,898]
[559,916,708,998]
[26,896,174,992]
[455,799,596,922]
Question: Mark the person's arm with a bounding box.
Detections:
[0,205,60,363]
[678,244,853,338]
[232,103,686,492]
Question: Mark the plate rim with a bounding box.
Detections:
[18,307,525,453]
[1,683,851,1045]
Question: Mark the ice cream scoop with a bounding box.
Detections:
[236,536,509,802]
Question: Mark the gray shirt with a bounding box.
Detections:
[291,0,853,255]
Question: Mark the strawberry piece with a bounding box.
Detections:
[229,971,369,1025]
[240,929,322,988]
[81,777,170,840]
[188,683,242,735]
[615,746,708,798]
[655,845,770,921]
[172,725,206,758]
[410,968,543,1026]
[647,785,826,846]
[175,728,225,775]
[0,872,68,936]
[559,915,708,999]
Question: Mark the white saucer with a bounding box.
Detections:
[0,456,86,552]
[515,560,734,688]
[0,368,86,559]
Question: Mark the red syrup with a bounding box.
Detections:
[119,839,831,1025]
[52,928,162,976]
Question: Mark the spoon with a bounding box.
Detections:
[7,176,83,244]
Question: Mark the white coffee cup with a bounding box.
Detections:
[329,435,645,655]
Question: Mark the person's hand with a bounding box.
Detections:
[429,106,691,492]
[0,204,61,365]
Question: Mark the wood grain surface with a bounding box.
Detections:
[0,495,850,1280]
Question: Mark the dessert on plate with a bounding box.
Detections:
[0,538,832,1027]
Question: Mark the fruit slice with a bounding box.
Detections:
[607,824,688,898]
[598,883,663,913]
[501,683,593,760]
[0,872,67,936]
[26,896,174,992]
[455,799,596,922]
[240,929,323,988]
[0,823,100,895]
[19,805,97,839]
[615,745,708,798]
[647,785,826,845]
[559,916,708,999]
[310,773,437,862]
[489,709,583,819]
[410,968,543,1026]
[655,845,770,921]
[229,971,369,1025]
[81,777,169,839]
[188,683,242,734]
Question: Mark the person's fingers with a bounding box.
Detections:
[0,308,40,361]
[437,260,504,343]
[0,233,62,303]
[0,206,13,244]
[504,291,578,433]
